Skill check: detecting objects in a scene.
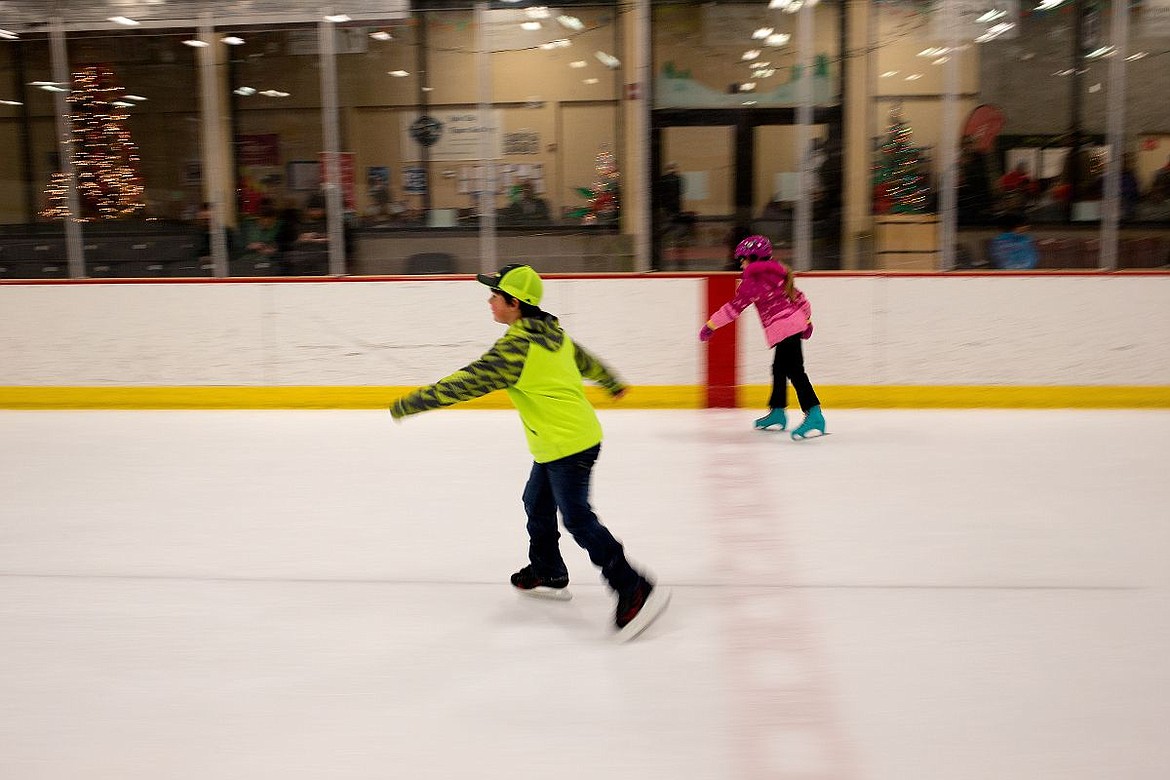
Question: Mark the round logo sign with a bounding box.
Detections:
[409,115,443,148]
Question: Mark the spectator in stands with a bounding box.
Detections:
[999,161,1038,213]
[1136,180,1170,222]
[989,213,1039,270]
[958,135,993,225]
[236,200,282,272]
[503,180,551,226]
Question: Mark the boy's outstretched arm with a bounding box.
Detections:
[573,342,627,398]
[390,336,527,419]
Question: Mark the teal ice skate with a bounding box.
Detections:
[754,408,787,430]
[791,406,825,440]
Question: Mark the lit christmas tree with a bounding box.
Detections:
[568,146,620,224]
[873,103,931,214]
[41,64,146,221]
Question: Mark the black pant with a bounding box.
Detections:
[768,335,821,412]
[522,444,640,594]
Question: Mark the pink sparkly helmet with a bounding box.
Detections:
[734,235,773,262]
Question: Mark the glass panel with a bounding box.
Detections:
[978,1,1076,271]
[229,27,322,277]
[660,126,734,270]
[753,124,837,269]
[59,28,202,277]
[336,17,420,274]
[490,5,625,271]
[1130,2,1170,249]
[872,3,981,270]
[0,35,69,279]
[653,1,840,109]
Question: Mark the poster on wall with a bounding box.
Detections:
[403,167,427,195]
[237,134,281,166]
[401,109,503,162]
[456,162,545,195]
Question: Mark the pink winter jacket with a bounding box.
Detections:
[707,260,812,347]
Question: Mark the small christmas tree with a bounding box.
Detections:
[569,146,620,224]
[41,64,146,221]
[873,104,931,214]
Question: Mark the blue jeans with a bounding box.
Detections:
[522,444,639,594]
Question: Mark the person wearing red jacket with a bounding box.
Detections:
[699,235,825,440]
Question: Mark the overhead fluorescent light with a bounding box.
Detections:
[741,50,761,61]
[108,16,140,26]
[765,33,790,47]
[739,82,756,92]
[259,89,290,97]
[521,21,542,31]
[222,36,245,45]
[388,70,410,77]
[752,27,774,40]
[39,85,68,93]
[234,87,257,96]
[124,95,148,101]
[977,9,1007,23]
[880,70,899,78]
[595,51,621,69]
[182,39,210,47]
[526,6,551,19]
[0,29,18,40]
[904,73,923,81]
[541,39,571,50]
[110,100,135,108]
[0,99,23,106]
[1126,51,1148,61]
[324,14,351,23]
[557,15,585,32]
[569,60,587,69]
[583,78,599,85]
[369,31,393,41]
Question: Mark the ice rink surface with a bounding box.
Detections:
[1,408,1168,779]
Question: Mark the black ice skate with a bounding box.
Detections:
[511,564,572,601]
[615,578,672,642]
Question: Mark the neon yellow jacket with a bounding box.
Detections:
[389,316,625,463]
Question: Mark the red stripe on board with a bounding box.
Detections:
[704,273,738,408]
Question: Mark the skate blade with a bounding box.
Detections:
[616,586,672,643]
[515,585,573,601]
[791,430,830,441]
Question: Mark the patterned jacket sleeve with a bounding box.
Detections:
[707,278,758,330]
[573,342,626,396]
[390,334,529,418]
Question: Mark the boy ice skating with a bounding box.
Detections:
[389,264,669,640]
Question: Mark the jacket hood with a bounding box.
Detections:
[512,313,565,351]
[743,260,787,284]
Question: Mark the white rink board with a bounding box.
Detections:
[1,275,1168,387]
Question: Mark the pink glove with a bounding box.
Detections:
[699,324,715,342]
[801,322,814,340]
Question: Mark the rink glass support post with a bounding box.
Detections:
[704,274,738,408]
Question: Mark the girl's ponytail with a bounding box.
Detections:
[782,263,798,302]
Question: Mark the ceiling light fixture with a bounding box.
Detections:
[595,51,621,68]
[324,14,351,23]
[752,27,774,40]
[557,15,585,32]
[521,21,542,31]
[222,36,245,45]
[0,29,18,40]
[569,60,587,68]
[388,70,410,77]
[526,6,551,19]
[370,31,393,41]
[765,33,790,47]
[182,39,210,47]
[234,86,257,96]
[108,16,140,26]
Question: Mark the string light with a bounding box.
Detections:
[41,65,145,222]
